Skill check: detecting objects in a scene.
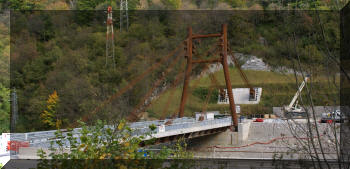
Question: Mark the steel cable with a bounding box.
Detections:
[127,49,185,121]
[70,43,184,127]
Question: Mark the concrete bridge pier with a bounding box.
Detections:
[187,121,251,152]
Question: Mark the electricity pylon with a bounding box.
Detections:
[106,6,116,69]
[120,0,129,32]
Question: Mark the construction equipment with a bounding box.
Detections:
[254,118,264,122]
[320,110,344,123]
[283,76,309,118]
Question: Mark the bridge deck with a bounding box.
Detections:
[2,116,232,150]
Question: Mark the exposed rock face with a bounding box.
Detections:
[240,55,270,71]
[200,53,304,76]
[200,53,271,76]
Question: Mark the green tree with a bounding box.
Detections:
[161,0,182,9]
[37,119,193,168]
[0,12,10,134]
[0,19,9,86]
[222,0,245,8]
[0,84,10,133]
[76,0,106,10]
[5,0,45,10]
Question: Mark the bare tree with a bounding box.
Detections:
[273,10,349,169]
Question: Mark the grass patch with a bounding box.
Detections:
[146,68,339,117]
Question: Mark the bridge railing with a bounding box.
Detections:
[164,117,232,132]
[4,117,232,149]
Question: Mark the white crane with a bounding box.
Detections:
[284,76,309,117]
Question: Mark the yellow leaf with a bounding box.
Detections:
[56,120,62,129]
[99,154,106,159]
[124,142,130,147]
[118,122,124,130]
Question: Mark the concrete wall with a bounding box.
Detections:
[238,121,251,142]
[188,121,252,151]
[217,88,262,105]
[187,130,235,151]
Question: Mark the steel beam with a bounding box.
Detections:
[220,24,238,131]
[192,33,221,39]
[178,27,193,118]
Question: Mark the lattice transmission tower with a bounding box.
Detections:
[106,6,116,68]
[120,0,129,32]
[11,88,18,132]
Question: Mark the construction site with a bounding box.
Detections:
[2,6,348,169]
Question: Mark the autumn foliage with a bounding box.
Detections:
[40,90,61,129]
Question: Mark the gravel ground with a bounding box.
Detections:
[194,120,340,160]
[273,106,341,119]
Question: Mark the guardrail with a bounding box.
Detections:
[164,117,231,132]
[3,117,232,150]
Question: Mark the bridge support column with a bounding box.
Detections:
[230,131,239,145]
[187,121,252,152]
[220,24,238,131]
[178,27,193,118]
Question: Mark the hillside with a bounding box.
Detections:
[3,9,342,132]
[2,0,348,10]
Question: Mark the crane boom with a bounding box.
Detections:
[288,77,308,109]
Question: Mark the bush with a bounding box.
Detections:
[192,87,218,103]
[37,119,193,168]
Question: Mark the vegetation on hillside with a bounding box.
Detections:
[0,2,344,167]
[0,0,343,133]
[2,0,349,10]
[6,10,340,132]
[0,11,9,133]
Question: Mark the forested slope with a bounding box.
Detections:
[0,0,344,132]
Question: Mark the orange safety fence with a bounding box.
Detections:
[7,141,30,152]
